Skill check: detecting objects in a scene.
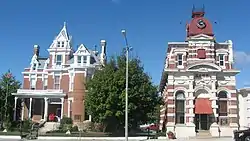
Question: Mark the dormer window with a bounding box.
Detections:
[219,54,225,66]
[177,54,183,66]
[57,41,61,47]
[83,56,87,63]
[77,56,81,64]
[56,55,62,65]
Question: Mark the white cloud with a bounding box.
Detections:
[234,51,250,66]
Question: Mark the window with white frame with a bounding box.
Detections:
[57,41,61,47]
[32,63,37,70]
[218,54,225,66]
[30,77,36,90]
[77,56,81,64]
[43,78,48,90]
[61,41,64,47]
[54,75,60,89]
[83,56,87,63]
[69,73,74,91]
[177,54,183,66]
[217,91,229,126]
[175,91,185,124]
[56,55,62,65]
[69,100,73,118]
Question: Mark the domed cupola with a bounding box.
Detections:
[186,5,214,37]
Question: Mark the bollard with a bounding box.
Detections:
[218,127,221,138]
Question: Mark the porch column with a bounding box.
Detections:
[28,98,33,119]
[60,98,64,118]
[44,97,48,121]
[21,99,24,121]
[13,97,18,121]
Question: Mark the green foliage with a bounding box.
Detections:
[71,125,79,132]
[0,70,21,125]
[85,54,159,132]
[22,119,33,132]
[60,116,73,125]
[59,116,73,132]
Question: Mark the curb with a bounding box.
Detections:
[0,135,150,140]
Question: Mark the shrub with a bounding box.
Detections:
[76,121,93,131]
[3,121,12,130]
[21,119,33,132]
[71,126,79,132]
[59,117,73,132]
[60,117,73,125]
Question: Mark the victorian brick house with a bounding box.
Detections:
[159,8,240,137]
[12,23,107,123]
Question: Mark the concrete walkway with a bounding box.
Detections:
[0,136,234,141]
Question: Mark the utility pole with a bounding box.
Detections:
[121,29,131,141]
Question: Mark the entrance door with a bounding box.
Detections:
[56,108,61,118]
[195,114,210,130]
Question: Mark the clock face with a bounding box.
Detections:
[197,19,206,29]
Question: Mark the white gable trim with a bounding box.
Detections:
[73,44,90,55]
[186,62,222,72]
[188,34,214,40]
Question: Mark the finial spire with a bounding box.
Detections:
[64,22,66,27]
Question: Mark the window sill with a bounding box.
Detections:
[177,65,184,69]
[219,65,226,69]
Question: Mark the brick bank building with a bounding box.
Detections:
[159,9,240,137]
[12,23,107,123]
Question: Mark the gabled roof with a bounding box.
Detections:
[74,44,91,55]
[55,22,69,41]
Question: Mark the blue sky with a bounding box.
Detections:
[0,0,249,88]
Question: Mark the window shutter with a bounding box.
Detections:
[197,49,206,59]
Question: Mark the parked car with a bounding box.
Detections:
[233,128,250,141]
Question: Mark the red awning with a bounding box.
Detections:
[195,98,213,114]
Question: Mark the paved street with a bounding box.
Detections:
[0,137,234,141]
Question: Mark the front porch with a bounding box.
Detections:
[12,89,66,122]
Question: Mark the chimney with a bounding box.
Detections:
[100,40,107,65]
[33,45,40,56]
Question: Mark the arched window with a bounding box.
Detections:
[175,91,185,124]
[217,91,228,126]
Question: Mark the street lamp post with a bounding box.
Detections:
[121,29,130,141]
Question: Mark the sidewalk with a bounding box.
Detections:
[0,135,233,141]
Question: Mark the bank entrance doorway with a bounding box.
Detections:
[194,98,213,131]
[195,114,210,130]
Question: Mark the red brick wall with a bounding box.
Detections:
[67,73,86,122]
[47,75,53,89]
[36,78,43,90]
[23,78,30,89]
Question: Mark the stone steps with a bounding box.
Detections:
[190,130,212,139]
[38,122,60,135]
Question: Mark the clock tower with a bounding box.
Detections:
[159,6,240,138]
[186,6,214,37]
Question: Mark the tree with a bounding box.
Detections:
[0,70,21,125]
[85,54,159,133]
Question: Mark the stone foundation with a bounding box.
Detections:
[166,122,237,138]
[166,122,196,138]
